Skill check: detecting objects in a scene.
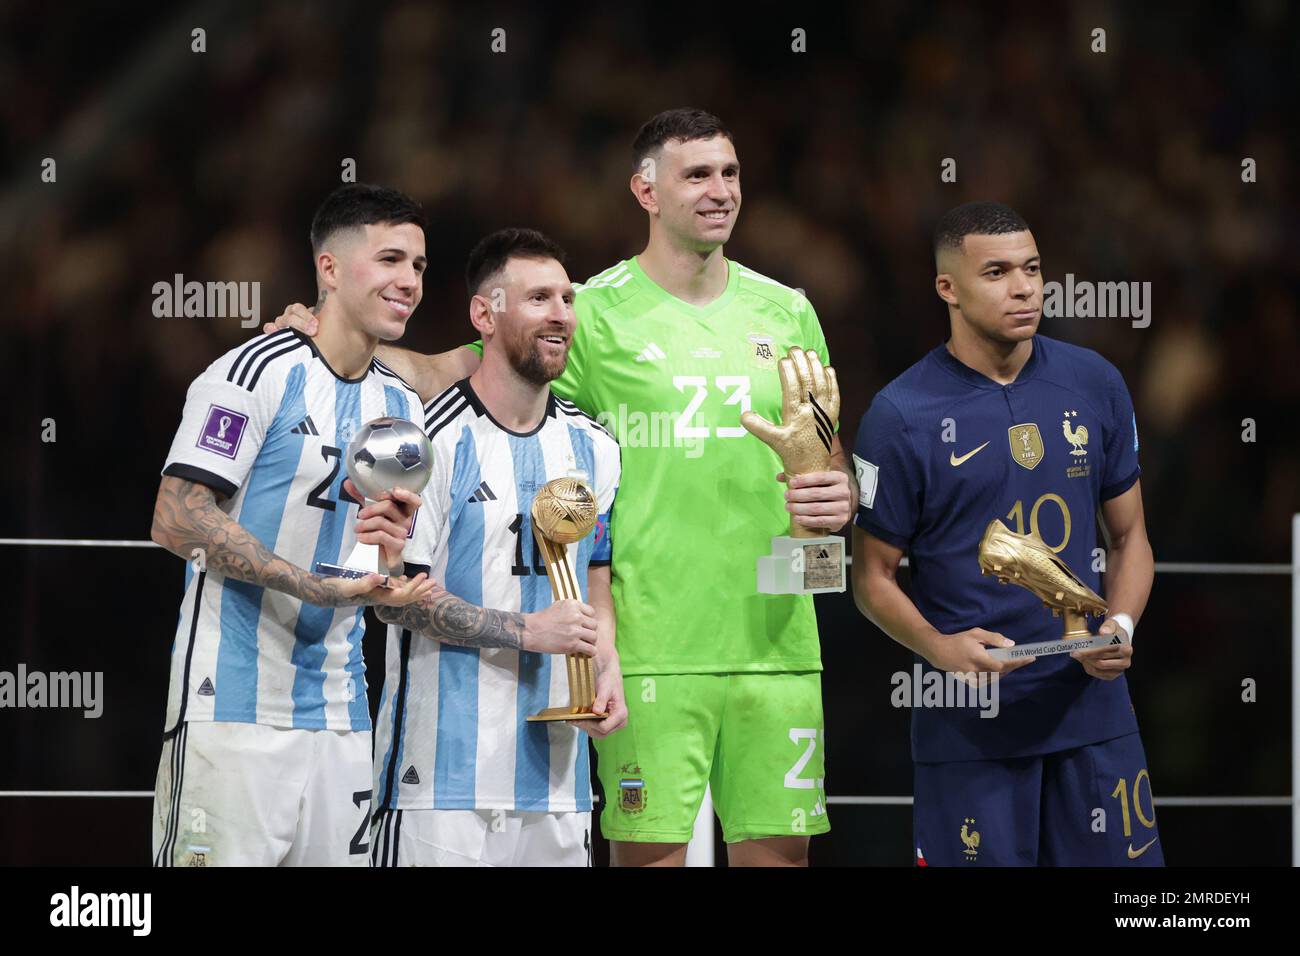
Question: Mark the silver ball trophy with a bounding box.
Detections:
[313,416,434,585]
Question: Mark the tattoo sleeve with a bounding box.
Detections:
[375,590,525,650]
[151,476,357,607]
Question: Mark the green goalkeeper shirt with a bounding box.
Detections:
[471,256,831,674]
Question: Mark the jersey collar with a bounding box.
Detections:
[933,336,1043,389]
[627,255,739,318]
[456,378,557,438]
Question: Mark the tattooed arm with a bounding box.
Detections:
[150,475,431,608]
[376,583,598,655]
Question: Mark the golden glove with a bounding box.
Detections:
[741,347,840,478]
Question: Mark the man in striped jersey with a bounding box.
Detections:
[271,109,854,866]
[148,184,438,866]
[369,228,625,867]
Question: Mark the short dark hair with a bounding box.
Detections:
[465,228,567,296]
[310,184,426,253]
[631,108,733,173]
[933,201,1031,264]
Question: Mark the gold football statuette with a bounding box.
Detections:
[527,477,605,722]
[741,347,841,538]
[977,519,1125,662]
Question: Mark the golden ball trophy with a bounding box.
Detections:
[525,476,607,721]
[743,347,847,594]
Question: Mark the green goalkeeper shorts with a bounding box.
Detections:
[593,672,830,844]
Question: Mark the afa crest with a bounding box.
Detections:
[618,763,647,813]
[748,332,776,369]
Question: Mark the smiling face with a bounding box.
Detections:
[935,231,1043,346]
[320,221,426,341]
[473,255,576,386]
[638,135,741,253]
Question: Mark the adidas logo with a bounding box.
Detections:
[467,481,497,503]
[401,765,420,785]
[197,677,215,697]
[290,415,319,436]
[634,342,667,362]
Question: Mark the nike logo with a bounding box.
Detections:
[1127,836,1158,859]
[949,441,990,466]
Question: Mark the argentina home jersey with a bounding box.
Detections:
[374,379,620,812]
[853,335,1143,762]
[160,329,423,734]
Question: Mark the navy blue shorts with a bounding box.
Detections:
[913,732,1163,866]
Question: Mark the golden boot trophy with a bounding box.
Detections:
[525,476,606,721]
[977,518,1128,661]
[742,347,847,594]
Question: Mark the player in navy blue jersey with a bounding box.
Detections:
[852,201,1161,866]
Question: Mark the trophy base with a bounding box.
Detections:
[986,631,1127,662]
[313,561,390,587]
[527,706,608,722]
[758,534,846,594]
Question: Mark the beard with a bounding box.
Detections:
[504,329,568,387]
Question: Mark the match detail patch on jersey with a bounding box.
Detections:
[197,405,247,459]
[853,454,879,509]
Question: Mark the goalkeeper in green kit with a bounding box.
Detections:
[269,110,856,865]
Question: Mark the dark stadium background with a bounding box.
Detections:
[1,1,1295,866]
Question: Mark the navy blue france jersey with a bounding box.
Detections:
[853,335,1143,762]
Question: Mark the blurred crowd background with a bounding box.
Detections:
[2,1,1296,864]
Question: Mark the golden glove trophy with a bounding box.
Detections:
[977,518,1129,661]
[525,476,607,722]
[742,347,847,594]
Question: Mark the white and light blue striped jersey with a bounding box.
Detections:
[373,378,621,812]
[160,329,423,734]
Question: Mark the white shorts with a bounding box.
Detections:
[152,721,373,867]
[370,808,592,867]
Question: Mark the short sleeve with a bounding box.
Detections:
[405,442,452,575]
[161,350,286,498]
[798,297,830,366]
[1101,363,1141,501]
[589,433,620,566]
[851,395,924,550]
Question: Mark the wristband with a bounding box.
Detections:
[1110,612,1135,644]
